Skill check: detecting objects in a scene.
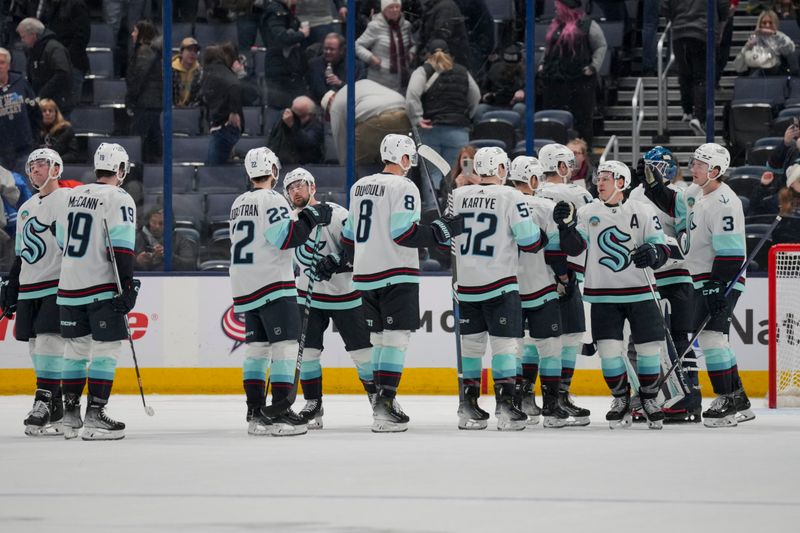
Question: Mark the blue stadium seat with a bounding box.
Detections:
[727,176,760,197]
[303,165,346,189]
[747,145,775,166]
[143,192,206,231]
[535,109,575,129]
[472,119,516,152]
[482,110,522,129]
[172,136,211,165]
[206,192,241,231]
[194,23,238,47]
[93,79,127,108]
[234,137,267,159]
[88,23,114,50]
[196,166,249,193]
[241,106,263,137]
[166,107,204,136]
[729,165,768,180]
[470,139,507,150]
[11,49,26,73]
[142,165,196,194]
[86,50,114,79]
[732,77,787,106]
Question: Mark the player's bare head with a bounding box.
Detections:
[474,146,509,183]
[283,167,316,208]
[26,148,62,190]
[594,160,630,203]
[538,143,575,182]
[380,134,417,175]
[690,143,729,188]
[93,142,129,185]
[245,147,281,187]
[509,155,544,193]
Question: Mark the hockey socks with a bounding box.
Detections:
[600,356,629,397]
[243,357,270,406]
[373,330,410,398]
[87,357,117,401]
[462,355,482,387]
[300,349,322,400]
[636,352,661,397]
[31,353,63,398]
[560,344,578,390]
[61,358,88,398]
[699,331,734,394]
[521,342,540,384]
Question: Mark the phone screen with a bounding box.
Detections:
[462,159,474,177]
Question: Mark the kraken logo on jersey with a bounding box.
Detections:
[20,217,51,264]
[597,226,633,272]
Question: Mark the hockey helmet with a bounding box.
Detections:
[283,167,316,199]
[93,142,129,183]
[245,147,281,181]
[379,134,417,170]
[595,160,632,190]
[26,148,63,190]
[643,145,678,182]
[509,155,544,188]
[690,142,730,178]
[538,143,575,180]
[474,146,509,179]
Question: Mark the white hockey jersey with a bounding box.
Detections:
[229,188,297,313]
[342,173,421,290]
[537,181,592,277]
[56,184,136,306]
[294,202,361,310]
[15,187,70,300]
[517,194,560,309]
[575,198,667,304]
[452,184,542,302]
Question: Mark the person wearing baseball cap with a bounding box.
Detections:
[172,36,202,106]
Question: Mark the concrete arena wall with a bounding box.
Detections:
[0,276,773,396]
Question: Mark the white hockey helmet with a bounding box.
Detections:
[537,143,575,180]
[282,167,316,198]
[595,159,632,190]
[509,155,544,187]
[26,148,63,189]
[379,133,417,171]
[691,142,730,178]
[474,146,509,179]
[245,147,281,181]
[93,142,129,182]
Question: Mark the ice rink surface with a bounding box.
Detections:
[1,394,799,533]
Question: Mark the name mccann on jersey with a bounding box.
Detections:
[353,184,386,197]
[460,196,497,210]
[230,203,259,220]
[67,196,99,210]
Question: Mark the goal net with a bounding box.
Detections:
[769,244,800,408]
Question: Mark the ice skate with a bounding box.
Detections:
[299,399,324,429]
[372,392,409,433]
[494,383,527,431]
[732,388,755,423]
[520,381,541,426]
[629,393,645,423]
[662,389,702,424]
[540,384,568,428]
[270,407,308,436]
[62,393,83,440]
[703,394,738,428]
[457,386,489,430]
[640,396,665,430]
[82,397,125,441]
[246,405,273,436]
[24,389,62,437]
[557,389,591,427]
[606,394,632,429]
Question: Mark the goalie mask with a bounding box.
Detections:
[474,146,509,180]
[93,142,129,183]
[643,145,678,183]
[538,143,575,181]
[380,134,417,172]
[245,147,281,182]
[26,148,63,190]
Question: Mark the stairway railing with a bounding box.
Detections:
[599,135,618,164]
[631,77,645,166]
[657,22,675,139]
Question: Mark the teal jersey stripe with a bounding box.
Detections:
[390,211,418,239]
[712,234,745,254]
[353,275,420,291]
[583,293,656,304]
[295,296,362,310]
[233,288,298,313]
[544,231,560,250]
[521,292,559,309]
[57,291,115,306]
[342,214,354,240]
[457,284,519,303]
[18,287,59,300]
[109,224,135,250]
[655,276,693,288]
[512,219,540,247]
[55,222,66,249]
[645,233,666,245]
[264,219,291,248]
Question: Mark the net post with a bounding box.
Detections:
[769,245,778,409]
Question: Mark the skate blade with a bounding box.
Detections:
[543,416,568,429]
[458,417,488,430]
[524,414,541,426]
[496,416,526,431]
[647,419,663,430]
[703,415,738,428]
[63,426,82,440]
[372,420,408,433]
[306,417,323,430]
[25,422,63,437]
[81,428,125,441]
[663,415,702,424]
[247,421,272,436]
[270,423,308,437]
[735,409,755,423]
[608,414,633,430]
[563,416,591,427]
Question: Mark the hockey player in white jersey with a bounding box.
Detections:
[629,146,700,423]
[640,143,753,427]
[535,143,593,417]
[555,160,670,429]
[508,155,586,427]
[0,149,70,436]
[229,148,333,437]
[341,133,464,432]
[55,143,139,440]
[452,147,545,431]
[282,168,373,429]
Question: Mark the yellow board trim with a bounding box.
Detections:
[0,368,770,397]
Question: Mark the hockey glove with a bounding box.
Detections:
[552,201,576,230]
[702,279,729,317]
[431,214,465,245]
[631,158,644,190]
[632,243,660,269]
[112,278,141,314]
[0,279,19,319]
[309,253,342,282]
[554,272,577,300]
[298,203,333,227]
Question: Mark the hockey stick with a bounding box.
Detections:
[260,225,324,418]
[410,128,466,403]
[102,218,154,417]
[656,214,783,389]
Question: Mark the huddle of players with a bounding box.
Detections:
[0,144,140,440]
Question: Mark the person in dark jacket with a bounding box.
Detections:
[40,0,90,109]
[126,20,162,163]
[37,98,79,163]
[267,95,324,164]
[200,44,244,165]
[263,0,310,124]
[452,0,495,82]
[419,0,470,69]
[764,122,800,190]
[16,17,72,114]
[476,43,526,121]
[0,47,39,170]
[307,32,364,104]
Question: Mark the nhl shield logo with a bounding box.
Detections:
[273,327,282,336]
[499,317,507,325]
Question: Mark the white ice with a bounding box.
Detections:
[1,395,799,533]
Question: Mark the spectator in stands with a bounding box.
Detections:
[765,122,800,188]
[538,0,606,144]
[172,36,202,107]
[296,0,348,44]
[0,162,31,271]
[751,164,800,244]
[355,0,415,93]
[406,39,480,190]
[37,98,79,163]
[476,44,525,122]
[135,207,198,271]
[267,95,324,164]
[641,0,660,76]
[230,50,263,106]
[103,0,145,76]
[308,32,364,104]
[174,0,199,22]
[716,1,737,87]
[16,17,72,114]
[567,137,595,193]
[663,0,729,136]
[440,144,479,204]
[419,0,470,69]
[733,10,795,76]
[200,44,243,165]
[0,47,39,171]
[263,0,310,131]
[452,0,495,82]
[126,20,162,163]
[37,0,89,110]
[231,0,268,53]
[322,79,412,168]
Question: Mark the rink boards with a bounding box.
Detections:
[0,275,773,395]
